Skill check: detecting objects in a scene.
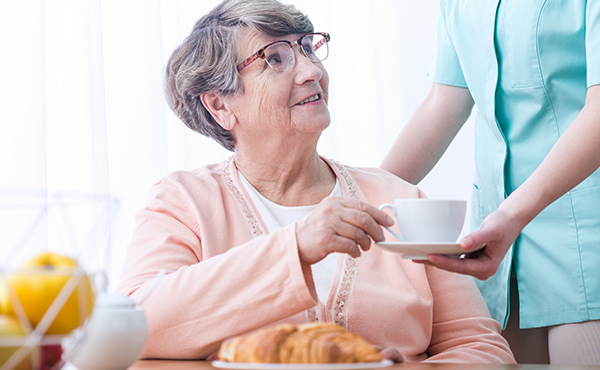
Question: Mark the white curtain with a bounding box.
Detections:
[0,0,473,288]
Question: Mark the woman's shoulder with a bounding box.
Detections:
[331,161,420,199]
[146,161,229,200]
[159,161,225,185]
[340,163,415,186]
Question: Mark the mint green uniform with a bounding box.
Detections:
[431,0,600,328]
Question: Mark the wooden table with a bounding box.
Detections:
[129,360,600,370]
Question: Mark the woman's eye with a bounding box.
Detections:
[267,54,282,66]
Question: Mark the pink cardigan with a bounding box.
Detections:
[117,157,515,363]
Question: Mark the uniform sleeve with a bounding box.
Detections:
[423,266,516,363]
[116,178,317,360]
[430,5,468,88]
[587,0,600,87]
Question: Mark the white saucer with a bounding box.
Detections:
[375,241,484,259]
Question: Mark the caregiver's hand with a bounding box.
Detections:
[413,208,523,280]
[296,197,394,265]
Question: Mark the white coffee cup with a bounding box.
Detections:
[378,199,467,242]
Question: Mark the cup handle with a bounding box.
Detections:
[378,203,404,241]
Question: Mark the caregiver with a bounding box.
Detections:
[381,0,600,365]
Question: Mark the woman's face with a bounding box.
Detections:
[226,29,331,146]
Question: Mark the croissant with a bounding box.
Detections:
[217,323,382,363]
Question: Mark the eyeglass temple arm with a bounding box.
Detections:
[312,33,330,52]
[237,49,265,72]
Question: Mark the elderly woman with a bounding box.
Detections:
[117,0,515,364]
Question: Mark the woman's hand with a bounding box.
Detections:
[295,197,394,265]
[413,208,523,280]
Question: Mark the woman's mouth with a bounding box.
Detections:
[297,94,320,105]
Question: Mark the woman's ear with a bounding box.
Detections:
[200,92,237,130]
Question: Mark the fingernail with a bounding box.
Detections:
[385,215,394,226]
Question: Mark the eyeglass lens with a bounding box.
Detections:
[264,34,328,72]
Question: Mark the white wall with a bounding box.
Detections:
[0,1,475,286]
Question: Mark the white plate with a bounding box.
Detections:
[375,241,484,259]
[211,360,394,370]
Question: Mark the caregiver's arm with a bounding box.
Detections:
[424,85,600,280]
[380,82,474,184]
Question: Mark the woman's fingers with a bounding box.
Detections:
[338,205,391,244]
[296,197,394,265]
[325,234,365,257]
[330,221,372,251]
[339,198,394,229]
[317,198,393,244]
[296,221,363,264]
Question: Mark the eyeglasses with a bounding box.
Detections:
[237,32,330,73]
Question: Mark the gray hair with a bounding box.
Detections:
[164,0,314,151]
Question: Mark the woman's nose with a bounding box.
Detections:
[293,48,323,84]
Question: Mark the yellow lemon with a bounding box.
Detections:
[0,252,94,335]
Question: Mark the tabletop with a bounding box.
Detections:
[129,360,600,370]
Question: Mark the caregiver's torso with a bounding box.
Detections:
[441,0,591,196]
[437,0,600,329]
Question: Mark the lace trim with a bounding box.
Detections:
[333,256,358,327]
[221,156,263,237]
[305,307,320,323]
[332,160,358,199]
[330,160,359,329]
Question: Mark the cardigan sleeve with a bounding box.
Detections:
[423,265,515,363]
[116,175,317,360]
